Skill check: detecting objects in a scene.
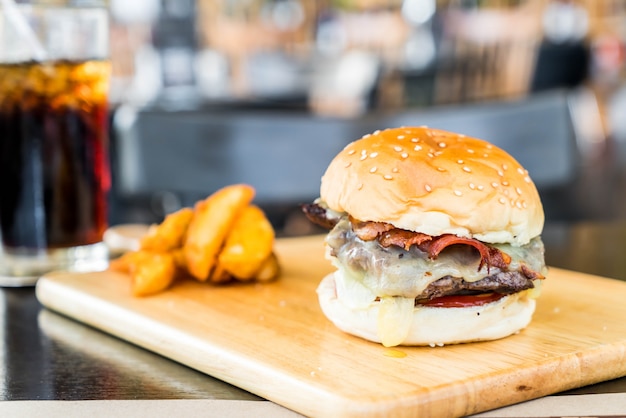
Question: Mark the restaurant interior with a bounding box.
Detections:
[108,0,626,222]
[6,0,626,415]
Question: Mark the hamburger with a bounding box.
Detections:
[303,127,547,347]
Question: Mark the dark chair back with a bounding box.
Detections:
[111,107,376,223]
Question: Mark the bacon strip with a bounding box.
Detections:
[353,219,512,273]
[423,234,512,271]
[378,229,432,251]
[521,264,545,280]
[351,217,395,241]
[301,203,338,230]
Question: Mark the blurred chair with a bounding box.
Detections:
[529,40,590,93]
[110,104,379,227]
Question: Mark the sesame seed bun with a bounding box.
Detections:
[320,127,544,246]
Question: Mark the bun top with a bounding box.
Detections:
[320,127,544,246]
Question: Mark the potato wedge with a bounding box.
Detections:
[209,261,233,284]
[215,204,275,281]
[183,184,255,281]
[129,251,177,297]
[109,250,144,273]
[255,252,280,282]
[139,207,194,253]
[170,248,187,271]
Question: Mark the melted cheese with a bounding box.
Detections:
[378,296,415,347]
[326,218,546,301]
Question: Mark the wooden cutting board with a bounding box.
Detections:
[36,235,626,417]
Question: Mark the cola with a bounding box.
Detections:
[0,59,111,251]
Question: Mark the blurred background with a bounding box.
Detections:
[106,0,626,235]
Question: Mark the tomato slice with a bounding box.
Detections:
[418,293,505,308]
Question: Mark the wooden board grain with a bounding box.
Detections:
[36,235,626,417]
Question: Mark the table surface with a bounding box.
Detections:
[2,220,626,412]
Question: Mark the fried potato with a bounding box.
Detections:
[139,207,194,253]
[183,184,255,281]
[109,250,144,273]
[110,183,280,296]
[129,251,177,297]
[209,261,232,284]
[110,250,177,296]
[170,248,187,271]
[255,252,280,282]
[214,204,275,281]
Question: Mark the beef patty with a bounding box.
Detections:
[417,271,534,302]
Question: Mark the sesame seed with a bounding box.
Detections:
[457,159,464,164]
[486,144,493,149]
[437,167,446,172]
[344,162,351,168]
[370,167,377,173]
[510,199,515,207]
[360,154,367,161]
[516,187,522,195]
[425,184,432,192]
[427,152,434,158]
[517,167,525,175]
[522,201,528,208]
[491,182,499,188]
[516,201,523,209]
[469,182,476,189]
[373,130,381,135]
[477,185,484,191]
[414,145,422,151]
[498,197,506,204]
[392,167,399,173]
[401,152,408,159]
[369,152,378,158]
[347,149,355,155]
[454,190,462,196]
[502,164,508,170]
[463,166,471,173]
[411,138,419,143]
[483,153,489,158]
[363,134,371,138]
[524,176,531,183]
[502,181,509,186]
[438,142,447,148]
[497,170,504,177]
[467,149,475,154]
[394,146,402,152]
[384,174,393,180]
[397,135,405,139]
[459,134,466,138]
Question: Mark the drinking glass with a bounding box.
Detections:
[0,0,110,285]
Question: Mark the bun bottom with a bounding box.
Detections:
[317,273,536,346]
